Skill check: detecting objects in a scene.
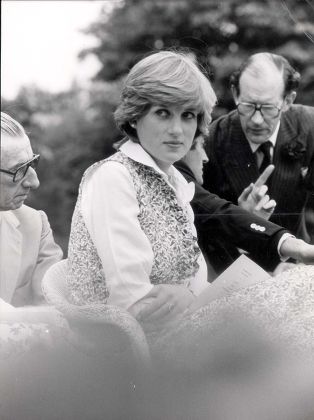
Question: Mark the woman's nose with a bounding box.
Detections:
[22,167,40,189]
[168,117,183,135]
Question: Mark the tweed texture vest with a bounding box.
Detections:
[67,151,200,305]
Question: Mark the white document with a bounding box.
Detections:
[189,254,271,312]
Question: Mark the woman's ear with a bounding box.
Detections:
[282,91,297,112]
[130,121,137,128]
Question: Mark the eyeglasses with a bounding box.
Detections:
[236,102,282,119]
[0,154,40,182]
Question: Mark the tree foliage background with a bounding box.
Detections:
[2,0,314,252]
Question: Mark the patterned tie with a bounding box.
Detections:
[258,141,272,174]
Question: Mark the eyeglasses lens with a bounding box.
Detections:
[14,156,40,182]
[237,104,255,116]
[237,104,279,118]
[261,106,279,118]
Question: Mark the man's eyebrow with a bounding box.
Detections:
[9,160,28,171]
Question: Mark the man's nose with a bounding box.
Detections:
[250,110,264,125]
[22,167,40,189]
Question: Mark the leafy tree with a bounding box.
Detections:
[2,84,119,251]
[81,0,314,116]
[2,0,313,251]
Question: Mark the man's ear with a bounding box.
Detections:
[231,85,239,104]
[282,91,296,112]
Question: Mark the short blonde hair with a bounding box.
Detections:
[1,112,26,137]
[114,50,217,141]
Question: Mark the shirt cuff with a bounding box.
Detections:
[277,233,295,261]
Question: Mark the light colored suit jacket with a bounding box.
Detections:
[0,205,63,306]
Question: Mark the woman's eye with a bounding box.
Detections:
[183,111,197,120]
[155,109,169,118]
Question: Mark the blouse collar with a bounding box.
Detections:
[119,140,195,205]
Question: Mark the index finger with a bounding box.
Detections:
[238,183,254,202]
[254,164,275,188]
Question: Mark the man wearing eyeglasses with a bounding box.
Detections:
[0,112,63,306]
[203,53,314,261]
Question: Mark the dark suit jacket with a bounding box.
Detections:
[203,104,314,242]
[175,161,289,274]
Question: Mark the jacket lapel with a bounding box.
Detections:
[273,112,300,162]
[0,211,22,303]
[270,111,306,196]
[225,116,260,196]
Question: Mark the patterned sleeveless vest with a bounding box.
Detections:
[67,151,200,305]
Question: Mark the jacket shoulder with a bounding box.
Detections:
[209,109,238,130]
[14,204,41,219]
[285,104,314,127]
[208,110,240,145]
[13,205,43,232]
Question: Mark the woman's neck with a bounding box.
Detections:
[154,158,171,174]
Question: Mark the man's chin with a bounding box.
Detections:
[246,134,268,145]
[11,198,26,210]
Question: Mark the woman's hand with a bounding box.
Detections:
[134,284,195,325]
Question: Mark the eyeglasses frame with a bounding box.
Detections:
[236,101,284,119]
[0,154,40,182]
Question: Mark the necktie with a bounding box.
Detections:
[258,141,272,174]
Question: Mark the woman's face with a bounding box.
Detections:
[134,104,198,172]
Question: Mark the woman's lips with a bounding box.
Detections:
[164,141,184,147]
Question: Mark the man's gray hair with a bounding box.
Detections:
[230,52,300,97]
[1,112,26,137]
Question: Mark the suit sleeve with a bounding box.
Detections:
[190,177,289,270]
[295,106,314,243]
[31,211,63,304]
[303,153,314,243]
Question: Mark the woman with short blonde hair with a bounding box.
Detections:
[67,50,216,329]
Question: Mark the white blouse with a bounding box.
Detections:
[81,141,208,309]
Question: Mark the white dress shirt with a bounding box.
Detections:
[81,141,208,309]
[247,121,281,163]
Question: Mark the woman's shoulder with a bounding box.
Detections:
[82,152,130,183]
[83,158,135,193]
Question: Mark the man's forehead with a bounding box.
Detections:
[239,60,284,95]
[239,71,284,103]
